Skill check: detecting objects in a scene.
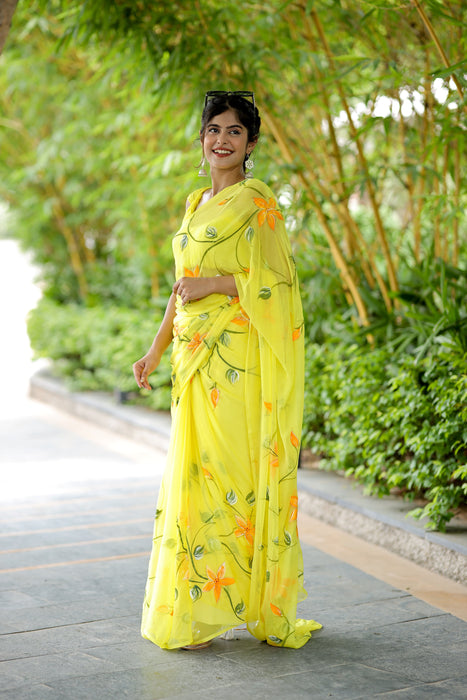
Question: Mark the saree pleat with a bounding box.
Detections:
[141,179,321,649]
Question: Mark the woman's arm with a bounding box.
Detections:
[132,293,177,390]
[173,275,238,305]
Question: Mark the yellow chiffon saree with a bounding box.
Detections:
[141,178,321,649]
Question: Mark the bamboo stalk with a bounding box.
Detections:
[441,141,450,261]
[411,0,465,108]
[453,134,460,267]
[261,105,370,326]
[46,186,89,300]
[288,118,397,311]
[309,7,399,299]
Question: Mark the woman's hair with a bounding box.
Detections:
[200,94,261,142]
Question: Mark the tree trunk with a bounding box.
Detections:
[0,0,19,55]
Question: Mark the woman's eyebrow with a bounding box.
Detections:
[207,122,244,129]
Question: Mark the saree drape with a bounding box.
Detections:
[141,178,321,649]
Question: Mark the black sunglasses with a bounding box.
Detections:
[204,90,255,111]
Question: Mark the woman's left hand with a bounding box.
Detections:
[173,276,213,305]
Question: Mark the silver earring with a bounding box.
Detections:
[198,156,207,177]
[245,154,254,177]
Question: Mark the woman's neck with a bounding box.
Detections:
[209,168,246,196]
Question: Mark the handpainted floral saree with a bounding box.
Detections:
[141,178,321,649]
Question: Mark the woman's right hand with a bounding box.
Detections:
[132,351,160,390]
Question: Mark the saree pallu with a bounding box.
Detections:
[141,178,321,649]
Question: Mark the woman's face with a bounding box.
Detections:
[201,108,255,175]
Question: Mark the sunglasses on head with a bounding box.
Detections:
[204,90,255,111]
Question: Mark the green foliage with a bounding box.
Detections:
[27,298,172,410]
[303,341,467,531]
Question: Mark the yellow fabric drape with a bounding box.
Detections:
[141,178,321,649]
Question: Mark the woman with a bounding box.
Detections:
[133,91,321,650]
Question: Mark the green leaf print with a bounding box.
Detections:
[155,509,163,519]
[245,226,254,242]
[193,545,205,560]
[219,331,231,347]
[164,538,177,549]
[190,585,202,602]
[226,489,238,505]
[226,368,240,384]
[235,601,246,615]
[246,490,256,505]
[268,635,283,645]
[180,234,188,250]
[199,312,209,320]
[205,226,218,238]
[258,287,272,299]
[284,531,292,546]
[174,588,178,600]
[207,537,222,552]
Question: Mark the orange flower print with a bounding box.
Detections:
[184,265,200,277]
[289,494,298,521]
[292,328,301,341]
[202,466,213,479]
[156,604,174,616]
[269,441,279,468]
[211,387,220,408]
[203,563,235,603]
[229,296,240,305]
[253,197,284,230]
[264,401,272,413]
[232,312,249,326]
[290,431,300,448]
[234,515,255,547]
[187,331,207,354]
[270,603,283,617]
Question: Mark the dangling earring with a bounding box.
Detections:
[198,156,207,177]
[245,153,254,178]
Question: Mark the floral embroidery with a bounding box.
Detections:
[203,563,235,602]
[211,387,220,407]
[290,431,300,448]
[270,603,283,617]
[234,515,255,547]
[184,265,200,277]
[232,312,250,326]
[289,494,298,521]
[187,332,207,354]
[253,196,284,230]
[269,441,279,468]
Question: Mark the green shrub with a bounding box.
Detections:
[303,340,467,530]
[28,298,172,410]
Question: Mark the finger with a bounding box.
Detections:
[133,363,142,387]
